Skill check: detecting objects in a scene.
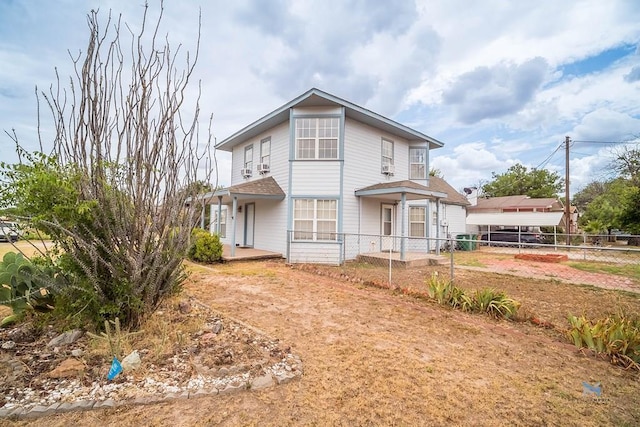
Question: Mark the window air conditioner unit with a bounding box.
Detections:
[381,164,395,175]
[257,163,270,174]
[241,168,252,178]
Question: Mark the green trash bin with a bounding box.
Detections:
[456,234,477,251]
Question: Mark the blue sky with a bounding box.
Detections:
[1,0,639,195]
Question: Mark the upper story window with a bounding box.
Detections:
[410,147,426,179]
[295,117,339,160]
[260,137,271,165]
[381,138,394,167]
[244,145,253,171]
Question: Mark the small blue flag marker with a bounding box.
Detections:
[108,357,123,380]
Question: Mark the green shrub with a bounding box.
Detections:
[568,313,640,370]
[188,228,223,263]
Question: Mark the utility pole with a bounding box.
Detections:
[565,136,571,246]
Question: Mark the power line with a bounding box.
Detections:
[535,143,563,169]
[572,140,634,144]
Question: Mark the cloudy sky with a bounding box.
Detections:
[1,0,639,195]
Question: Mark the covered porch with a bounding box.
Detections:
[222,245,283,262]
[354,180,447,261]
[209,176,286,257]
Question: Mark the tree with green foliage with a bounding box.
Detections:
[578,179,631,235]
[620,187,640,234]
[0,5,211,330]
[571,180,608,212]
[481,163,563,198]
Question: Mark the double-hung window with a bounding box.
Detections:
[409,206,426,237]
[260,137,271,166]
[382,138,393,169]
[410,147,426,179]
[244,145,253,171]
[295,118,339,160]
[213,209,227,238]
[293,199,337,240]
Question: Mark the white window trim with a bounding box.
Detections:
[410,147,427,180]
[382,138,394,167]
[213,209,227,238]
[244,144,254,171]
[295,117,340,160]
[293,198,338,241]
[409,206,427,237]
[260,137,271,165]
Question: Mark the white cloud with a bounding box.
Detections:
[0,0,639,191]
[572,109,640,142]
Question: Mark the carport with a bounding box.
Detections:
[466,211,565,244]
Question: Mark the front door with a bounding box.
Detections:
[381,204,395,251]
[244,203,255,247]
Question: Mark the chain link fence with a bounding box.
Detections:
[288,231,640,291]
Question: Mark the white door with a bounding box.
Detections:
[244,203,255,247]
[381,204,395,251]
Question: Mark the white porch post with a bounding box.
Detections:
[217,196,223,235]
[209,203,215,234]
[435,198,441,255]
[200,201,205,229]
[400,192,406,261]
[231,196,238,257]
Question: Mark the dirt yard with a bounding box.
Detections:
[8,259,639,426]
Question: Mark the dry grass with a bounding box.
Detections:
[10,260,640,426]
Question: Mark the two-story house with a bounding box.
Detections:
[208,88,468,264]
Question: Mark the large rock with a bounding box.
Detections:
[251,373,274,390]
[47,329,83,348]
[121,350,142,372]
[48,358,86,378]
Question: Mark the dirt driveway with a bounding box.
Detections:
[15,261,640,426]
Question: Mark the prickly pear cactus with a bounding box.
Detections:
[0,252,54,327]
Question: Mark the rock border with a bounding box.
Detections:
[0,298,303,421]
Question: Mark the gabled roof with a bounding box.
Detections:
[428,176,470,206]
[355,178,469,205]
[215,88,444,151]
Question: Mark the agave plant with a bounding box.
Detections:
[472,288,520,319]
[568,313,640,369]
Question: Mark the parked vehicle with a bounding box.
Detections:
[0,221,20,242]
[480,229,543,245]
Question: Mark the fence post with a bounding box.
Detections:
[449,236,454,283]
[388,247,392,287]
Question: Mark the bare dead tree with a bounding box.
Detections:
[38,3,212,328]
[608,142,640,187]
